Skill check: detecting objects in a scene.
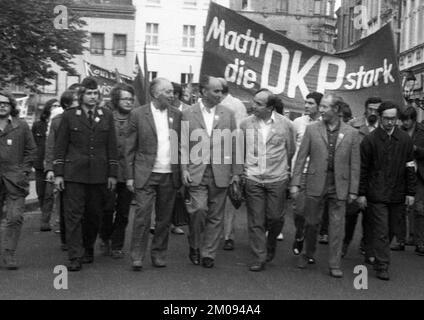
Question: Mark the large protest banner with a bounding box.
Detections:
[84,61,132,99]
[201,2,403,116]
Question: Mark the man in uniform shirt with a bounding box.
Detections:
[54,77,118,271]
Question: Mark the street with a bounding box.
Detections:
[1,203,424,300]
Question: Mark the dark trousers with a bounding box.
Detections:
[186,166,228,260]
[56,191,66,245]
[319,202,330,236]
[343,201,374,257]
[130,173,176,263]
[63,182,108,260]
[293,173,306,240]
[414,178,424,247]
[390,203,407,244]
[35,169,54,225]
[245,179,287,263]
[100,182,133,250]
[368,202,406,271]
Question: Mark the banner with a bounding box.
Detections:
[84,61,132,98]
[15,95,29,118]
[201,3,403,116]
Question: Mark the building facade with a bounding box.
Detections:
[230,0,337,53]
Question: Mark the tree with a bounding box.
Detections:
[0,0,87,91]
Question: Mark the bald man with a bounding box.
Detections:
[125,78,182,271]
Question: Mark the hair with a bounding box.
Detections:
[365,97,382,109]
[399,106,417,121]
[218,78,229,95]
[68,83,82,91]
[306,92,323,106]
[78,77,100,106]
[60,90,76,110]
[40,99,59,122]
[255,88,282,111]
[0,90,19,117]
[323,94,344,112]
[337,101,352,121]
[378,101,399,116]
[172,82,183,100]
[110,83,135,109]
[149,77,171,98]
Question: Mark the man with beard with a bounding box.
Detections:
[291,94,360,278]
[99,84,135,259]
[125,78,182,271]
[343,97,382,263]
[358,102,416,280]
[54,77,118,271]
[181,75,242,268]
[0,91,36,270]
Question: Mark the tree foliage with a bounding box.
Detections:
[0,0,87,91]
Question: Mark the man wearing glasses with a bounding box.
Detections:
[358,101,416,281]
[0,91,37,270]
[99,83,135,259]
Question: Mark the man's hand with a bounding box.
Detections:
[55,176,65,192]
[46,171,55,183]
[230,175,240,184]
[108,177,117,191]
[182,170,192,186]
[357,196,367,210]
[290,186,300,199]
[406,196,415,207]
[126,179,135,193]
[348,194,358,204]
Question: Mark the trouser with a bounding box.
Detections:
[130,173,176,263]
[319,202,329,236]
[57,191,66,245]
[245,179,287,263]
[389,202,407,244]
[368,202,405,271]
[293,173,306,240]
[223,196,237,241]
[186,166,228,260]
[100,182,133,250]
[304,172,345,269]
[343,201,374,257]
[35,169,54,225]
[415,178,424,247]
[0,186,25,253]
[63,182,108,260]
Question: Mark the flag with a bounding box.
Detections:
[133,44,150,106]
[115,68,123,83]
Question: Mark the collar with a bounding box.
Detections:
[365,118,378,129]
[376,126,399,141]
[200,100,216,114]
[325,119,341,132]
[256,111,276,125]
[150,102,167,114]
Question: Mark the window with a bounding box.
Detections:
[90,33,105,55]
[276,0,288,13]
[314,0,321,15]
[113,34,127,56]
[146,0,160,4]
[181,73,193,84]
[242,0,248,10]
[325,0,332,16]
[183,0,197,7]
[146,23,159,46]
[148,71,157,81]
[183,25,196,48]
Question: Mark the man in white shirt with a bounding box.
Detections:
[125,78,182,271]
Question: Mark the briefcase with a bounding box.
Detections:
[228,181,243,209]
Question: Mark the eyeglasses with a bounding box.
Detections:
[0,102,11,107]
[120,98,134,102]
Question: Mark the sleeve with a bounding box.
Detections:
[180,111,189,174]
[290,125,312,187]
[286,120,296,168]
[231,110,243,176]
[23,122,37,174]
[44,120,57,172]
[53,113,70,177]
[358,136,371,197]
[406,137,417,197]
[107,113,118,178]
[124,109,138,180]
[349,130,360,195]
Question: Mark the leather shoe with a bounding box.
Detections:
[390,243,405,251]
[68,259,82,272]
[223,239,234,251]
[171,226,185,235]
[132,260,143,271]
[152,257,166,268]
[249,262,265,272]
[202,257,214,268]
[318,234,329,244]
[81,249,94,264]
[189,248,200,265]
[376,270,390,281]
[292,238,304,256]
[329,268,343,278]
[364,256,376,265]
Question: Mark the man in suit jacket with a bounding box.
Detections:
[125,78,182,271]
[291,94,360,278]
[54,77,118,272]
[181,75,243,268]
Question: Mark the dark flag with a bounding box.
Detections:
[133,44,150,106]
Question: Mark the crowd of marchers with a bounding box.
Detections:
[0,74,423,282]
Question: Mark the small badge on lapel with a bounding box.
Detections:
[214,115,219,121]
[97,109,103,116]
[169,117,174,124]
[336,133,344,146]
[95,117,100,123]
[76,110,82,116]
[7,139,12,146]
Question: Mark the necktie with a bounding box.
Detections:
[88,110,93,126]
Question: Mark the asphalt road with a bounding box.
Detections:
[1,202,424,300]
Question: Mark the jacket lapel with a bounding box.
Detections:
[193,103,207,131]
[91,107,105,131]
[145,104,158,137]
[319,121,329,145]
[212,105,224,131]
[335,122,348,150]
[75,107,92,129]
